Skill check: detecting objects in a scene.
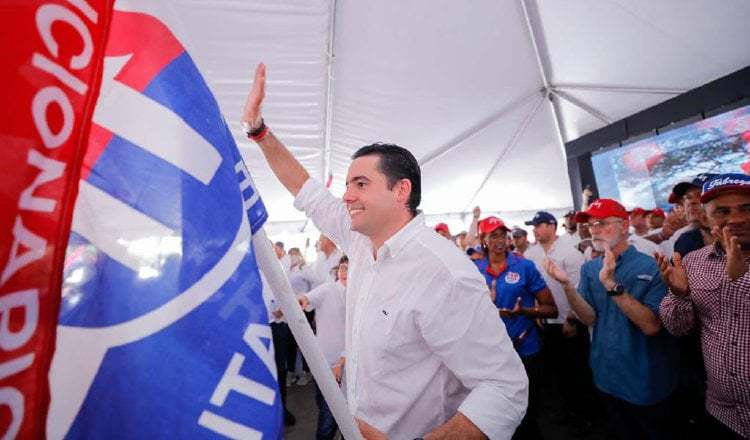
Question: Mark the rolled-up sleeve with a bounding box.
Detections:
[659,292,695,336]
[419,273,528,439]
[293,178,354,253]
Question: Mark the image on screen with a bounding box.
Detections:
[592,104,750,210]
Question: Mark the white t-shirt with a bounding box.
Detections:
[294,178,528,439]
[305,281,346,367]
[525,238,585,324]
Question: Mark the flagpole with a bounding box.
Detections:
[252,229,362,440]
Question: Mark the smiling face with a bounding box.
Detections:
[342,155,411,240]
[482,228,509,257]
[706,192,750,250]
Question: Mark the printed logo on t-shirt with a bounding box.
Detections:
[505,272,521,284]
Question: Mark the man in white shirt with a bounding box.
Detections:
[523,211,594,426]
[242,63,527,439]
[308,235,343,288]
[558,211,582,249]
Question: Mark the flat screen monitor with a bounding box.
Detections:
[592,104,750,209]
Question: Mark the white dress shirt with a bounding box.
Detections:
[306,281,346,367]
[294,178,528,439]
[627,234,660,258]
[525,238,584,324]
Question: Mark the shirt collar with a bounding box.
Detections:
[380,213,425,260]
[709,241,726,258]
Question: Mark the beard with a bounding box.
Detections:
[592,235,621,252]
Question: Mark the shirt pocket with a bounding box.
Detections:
[687,273,722,317]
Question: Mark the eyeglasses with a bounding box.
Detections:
[588,219,624,230]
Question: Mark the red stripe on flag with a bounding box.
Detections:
[0,1,114,438]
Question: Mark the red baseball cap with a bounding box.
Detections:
[648,208,666,218]
[629,207,648,217]
[478,216,509,235]
[434,223,450,234]
[575,199,629,223]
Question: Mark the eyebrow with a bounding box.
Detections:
[345,175,370,187]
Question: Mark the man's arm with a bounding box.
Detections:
[599,246,662,336]
[417,274,529,439]
[655,251,695,336]
[243,64,354,251]
[608,293,662,336]
[242,63,309,196]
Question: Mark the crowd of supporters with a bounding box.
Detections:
[269,171,750,440]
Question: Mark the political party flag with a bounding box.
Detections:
[0,1,113,438]
[39,1,281,439]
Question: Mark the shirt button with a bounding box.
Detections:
[734,313,740,318]
[732,341,738,346]
[730,372,737,377]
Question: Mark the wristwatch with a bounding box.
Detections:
[606,283,625,297]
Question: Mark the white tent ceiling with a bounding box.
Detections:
[171,0,750,228]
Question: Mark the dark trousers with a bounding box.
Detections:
[314,383,338,440]
[513,352,543,440]
[286,310,315,373]
[541,321,596,420]
[599,390,679,440]
[271,322,290,408]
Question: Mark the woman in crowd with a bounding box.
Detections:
[473,216,558,440]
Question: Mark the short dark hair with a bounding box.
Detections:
[274,241,284,249]
[352,143,421,217]
[338,255,349,265]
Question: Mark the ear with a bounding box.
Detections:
[395,178,412,205]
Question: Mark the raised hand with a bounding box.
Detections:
[544,258,570,285]
[473,206,481,219]
[242,63,266,128]
[713,225,749,281]
[598,242,616,289]
[654,251,689,297]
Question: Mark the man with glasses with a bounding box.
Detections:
[545,199,680,440]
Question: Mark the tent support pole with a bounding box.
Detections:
[520,0,569,157]
[463,96,545,212]
[321,0,338,185]
[554,83,687,96]
[551,89,612,124]
[419,90,538,167]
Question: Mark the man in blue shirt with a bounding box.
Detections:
[545,199,680,440]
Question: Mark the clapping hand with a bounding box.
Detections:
[598,242,616,289]
[712,225,749,281]
[544,258,570,285]
[654,252,689,297]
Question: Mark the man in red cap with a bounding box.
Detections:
[658,173,750,439]
[647,208,666,232]
[545,198,679,440]
[629,207,650,237]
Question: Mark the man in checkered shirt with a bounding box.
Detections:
[658,173,750,439]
